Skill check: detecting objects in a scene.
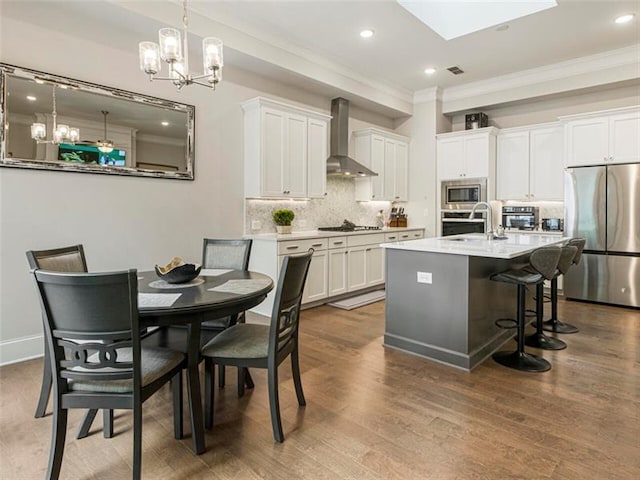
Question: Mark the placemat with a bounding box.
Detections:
[148,277,205,289]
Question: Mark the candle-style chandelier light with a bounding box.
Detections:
[30,84,80,145]
[138,0,223,90]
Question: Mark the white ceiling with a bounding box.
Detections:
[3,0,639,117]
[195,0,639,92]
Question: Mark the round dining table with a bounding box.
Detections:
[137,269,274,455]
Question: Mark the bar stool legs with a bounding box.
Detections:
[525,283,567,350]
[492,284,551,372]
[542,278,579,334]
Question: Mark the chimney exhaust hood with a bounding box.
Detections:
[326,97,378,177]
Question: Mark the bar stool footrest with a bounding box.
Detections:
[495,318,517,329]
[492,350,551,372]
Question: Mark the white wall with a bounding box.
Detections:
[0,14,398,364]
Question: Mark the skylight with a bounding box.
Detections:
[397,0,557,40]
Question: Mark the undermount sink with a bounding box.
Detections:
[445,238,482,242]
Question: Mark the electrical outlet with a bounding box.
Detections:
[417,271,432,284]
[251,220,261,230]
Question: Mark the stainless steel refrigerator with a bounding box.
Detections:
[564,163,640,308]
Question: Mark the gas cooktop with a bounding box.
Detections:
[318,225,381,232]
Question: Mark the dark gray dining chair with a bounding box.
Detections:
[201,249,313,442]
[31,268,185,480]
[26,245,112,439]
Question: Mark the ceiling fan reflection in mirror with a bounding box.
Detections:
[77,110,114,153]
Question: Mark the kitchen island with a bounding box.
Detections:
[381,233,569,370]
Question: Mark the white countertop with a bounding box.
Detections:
[246,226,425,241]
[381,233,570,259]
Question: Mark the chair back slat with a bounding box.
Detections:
[529,246,562,280]
[32,269,139,387]
[269,250,313,360]
[202,239,252,270]
[26,245,87,272]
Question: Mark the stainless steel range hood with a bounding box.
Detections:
[326,97,378,177]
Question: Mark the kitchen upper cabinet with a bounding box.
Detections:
[496,124,563,201]
[436,127,497,181]
[562,106,640,167]
[242,97,331,198]
[354,128,410,201]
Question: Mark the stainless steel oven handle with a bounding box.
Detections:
[441,219,486,223]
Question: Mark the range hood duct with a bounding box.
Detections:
[326,97,378,177]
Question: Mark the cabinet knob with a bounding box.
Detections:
[324,192,327,196]
[366,248,371,252]
[395,196,400,199]
[372,195,375,198]
[530,193,535,198]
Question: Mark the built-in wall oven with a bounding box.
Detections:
[441,177,487,210]
[441,211,486,237]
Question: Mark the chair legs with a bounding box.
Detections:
[525,283,567,350]
[291,347,306,406]
[218,365,226,388]
[46,396,68,480]
[543,277,579,334]
[204,358,214,429]
[492,284,551,372]
[267,366,284,443]
[132,405,142,480]
[35,339,52,418]
[172,373,183,440]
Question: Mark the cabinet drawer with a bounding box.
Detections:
[408,230,424,239]
[278,238,327,255]
[384,232,400,242]
[328,236,348,249]
[347,233,385,247]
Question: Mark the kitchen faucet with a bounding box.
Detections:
[469,202,494,240]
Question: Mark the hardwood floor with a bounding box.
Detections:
[1,298,638,479]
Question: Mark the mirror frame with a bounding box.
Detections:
[0,63,195,180]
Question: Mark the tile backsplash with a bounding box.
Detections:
[245,177,392,233]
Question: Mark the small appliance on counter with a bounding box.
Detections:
[389,207,407,227]
[502,206,539,230]
[541,218,563,231]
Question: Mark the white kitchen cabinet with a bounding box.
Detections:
[496,124,563,201]
[302,249,328,304]
[365,246,385,286]
[436,127,498,181]
[328,248,348,296]
[561,106,640,167]
[354,128,410,201]
[346,246,367,291]
[242,97,331,198]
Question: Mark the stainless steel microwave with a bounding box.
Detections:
[441,178,487,209]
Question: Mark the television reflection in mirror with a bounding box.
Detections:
[0,63,195,180]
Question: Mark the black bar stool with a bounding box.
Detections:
[543,238,586,334]
[524,245,578,350]
[490,246,561,372]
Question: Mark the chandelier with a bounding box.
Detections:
[138,0,223,90]
[30,85,80,145]
[97,110,114,154]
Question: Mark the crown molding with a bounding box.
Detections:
[442,44,640,106]
[413,87,442,104]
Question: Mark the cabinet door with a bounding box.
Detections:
[370,135,385,199]
[394,141,409,201]
[261,108,286,197]
[609,111,640,164]
[284,112,307,197]
[437,136,464,180]
[530,126,563,200]
[496,131,530,200]
[307,118,328,198]
[302,250,328,304]
[565,117,609,167]
[346,246,367,291]
[365,246,385,286]
[383,139,396,200]
[464,133,490,178]
[328,249,348,296]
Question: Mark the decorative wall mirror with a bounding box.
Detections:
[0,64,195,180]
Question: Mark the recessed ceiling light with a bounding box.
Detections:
[424,67,437,75]
[615,13,635,24]
[360,29,374,39]
[26,95,37,101]
[161,121,169,126]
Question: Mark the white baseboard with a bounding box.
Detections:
[0,334,44,366]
